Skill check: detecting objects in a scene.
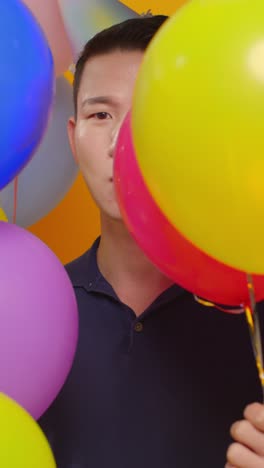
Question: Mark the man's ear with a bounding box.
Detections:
[67,116,78,164]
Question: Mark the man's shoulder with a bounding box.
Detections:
[65,250,90,276]
[64,237,100,287]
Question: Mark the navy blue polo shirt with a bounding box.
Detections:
[39,237,263,468]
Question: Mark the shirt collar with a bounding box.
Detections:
[66,237,187,303]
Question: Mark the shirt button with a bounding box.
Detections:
[134,322,143,332]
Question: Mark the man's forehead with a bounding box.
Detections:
[80,95,122,110]
[78,50,144,97]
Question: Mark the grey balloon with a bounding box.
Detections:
[58,0,139,59]
[1,77,78,227]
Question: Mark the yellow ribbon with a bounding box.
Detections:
[194,295,244,314]
[195,291,264,392]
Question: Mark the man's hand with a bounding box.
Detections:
[225,403,264,467]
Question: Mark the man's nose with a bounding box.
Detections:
[108,128,120,159]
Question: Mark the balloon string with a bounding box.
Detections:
[246,274,264,402]
[13,176,18,224]
[195,287,264,400]
[194,295,244,314]
[141,9,153,16]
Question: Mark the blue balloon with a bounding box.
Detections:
[0,0,54,190]
[1,78,78,227]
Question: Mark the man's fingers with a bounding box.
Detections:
[226,442,264,468]
[230,419,264,456]
[244,403,264,432]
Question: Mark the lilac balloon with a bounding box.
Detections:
[0,222,78,419]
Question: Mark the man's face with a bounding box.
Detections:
[68,49,144,220]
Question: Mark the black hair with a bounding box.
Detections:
[73,15,168,113]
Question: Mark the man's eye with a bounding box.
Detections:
[91,112,111,120]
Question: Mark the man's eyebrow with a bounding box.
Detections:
[81,96,118,108]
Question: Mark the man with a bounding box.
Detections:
[39,15,264,467]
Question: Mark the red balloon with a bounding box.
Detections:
[114,113,264,308]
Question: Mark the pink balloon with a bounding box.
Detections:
[0,222,78,419]
[114,113,264,308]
[23,0,73,76]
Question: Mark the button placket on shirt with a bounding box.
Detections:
[134,322,143,332]
[127,319,144,352]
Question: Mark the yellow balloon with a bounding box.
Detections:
[0,207,8,222]
[132,0,264,274]
[0,393,56,467]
